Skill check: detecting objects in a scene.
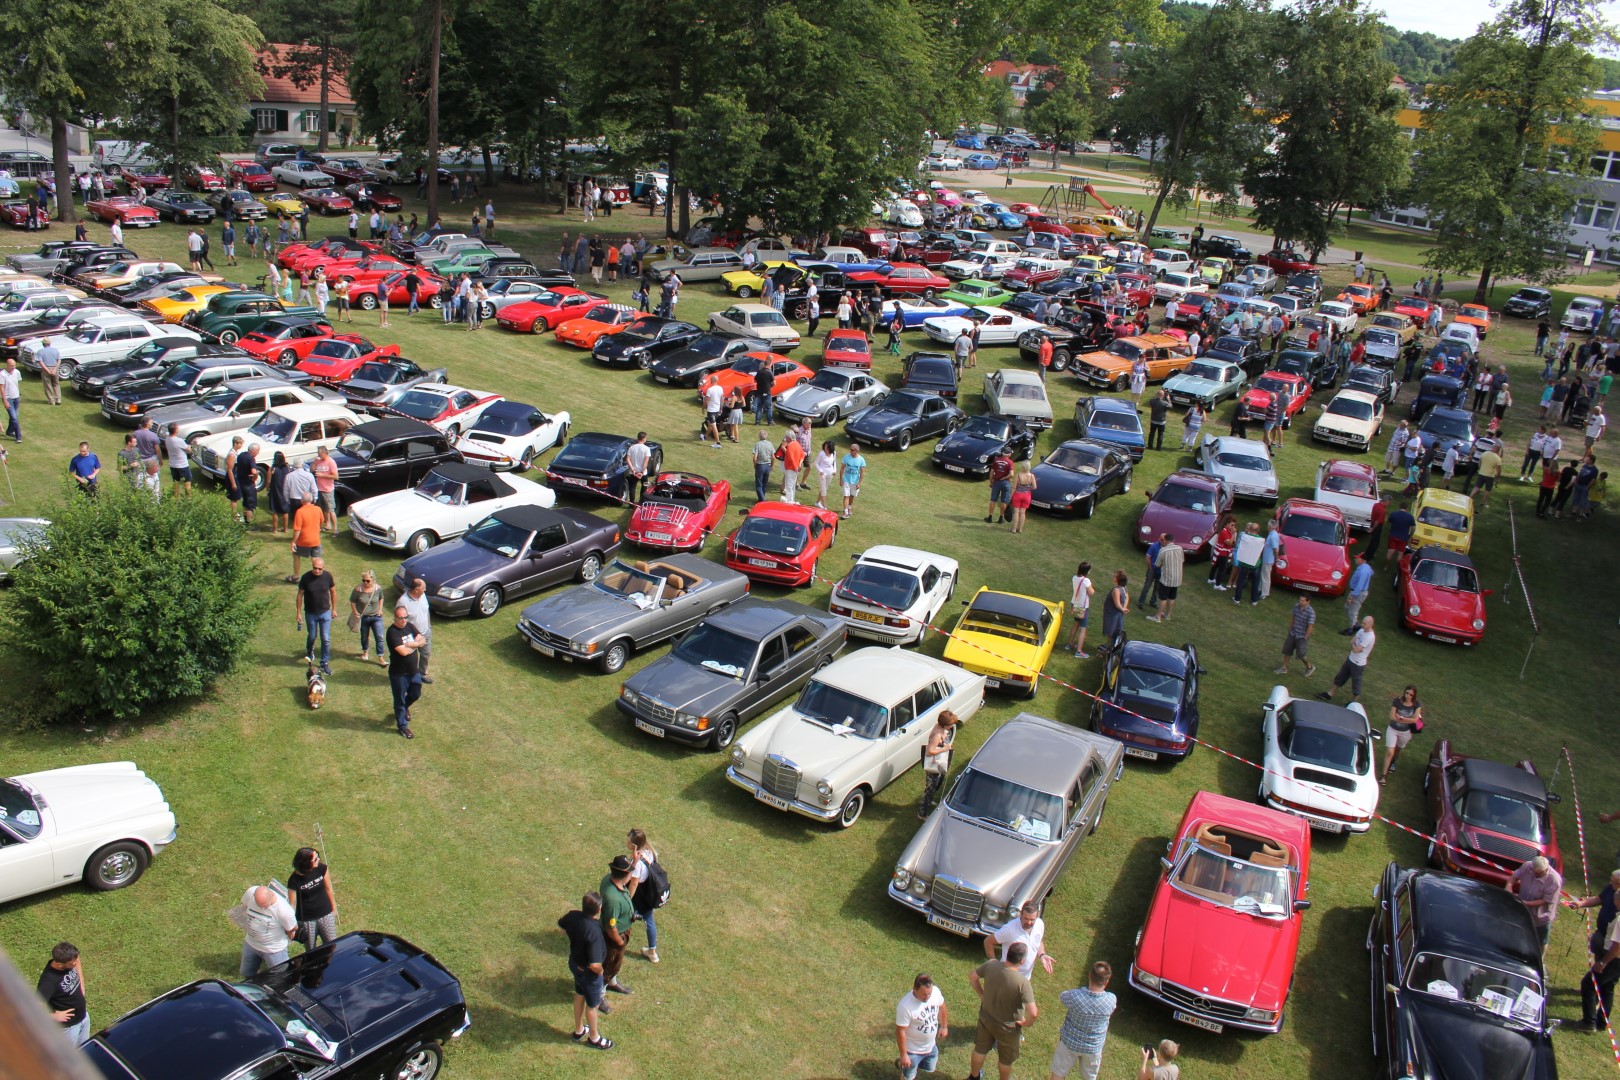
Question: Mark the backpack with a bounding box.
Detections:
[634,854,670,909]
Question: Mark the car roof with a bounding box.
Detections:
[1119,639,1190,677]
[993,368,1044,386]
[1324,459,1378,478]
[480,400,540,421]
[965,588,1051,625]
[489,504,569,533]
[1285,697,1367,738]
[1409,545,1475,569]
[815,648,941,701]
[1330,389,1380,406]
[1414,488,1473,512]
[218,376,305,393]
[1460,756,1548,804]
[972,713,1113,793]
[706,597,826,638]
[1210,436,1271,455]
[1090,396,1136,415]
[569,430,630,447]
[1164,468,1220,489]
[92,980,283,1080]
[855,545,948,573]
[263,402,347,419]
[349,416,441,441]
[1408,868,1544,971]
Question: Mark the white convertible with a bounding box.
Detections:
[1259,686,1379,834]
[922,306,1043,347]
[829,545,958,645]
[348,461,555,553]
[452,400,572,472]
[0,763,177,904]
[724,647,987,828]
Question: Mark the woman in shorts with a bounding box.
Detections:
[813,440,838,510]
[726,390,745,443]
[1008,460,1037,534]
[1380,685,1423,785]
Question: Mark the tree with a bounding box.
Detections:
[350,0,455,223]
[985,77,1018,134]
[1024,73,1093,167]
[1409,0,1607,299]
[0,486,267,723]
[254,0,357,152]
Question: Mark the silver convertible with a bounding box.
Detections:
[515,554,751,675]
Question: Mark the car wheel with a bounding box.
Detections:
[823,406,840,425]
[357,293,378,311]
[406,530,437,555]
[445,423,461,439]
[481,302,495,320]
[428,295,443,309]
[896,429,912,451]
[517,447,535,472]
[389,1042,443,1080]
[792,300,809,319]
[836,787,869,829]
[1051,349,1070,372]
[578,553,603,582]
[473,584,503,618]
[598,640,631,675]
[923,288,936,299]
[1112,374,1129,392]
[735,285,753,298]
[1121,471,1132,494]
[709,713,739,751]
[1078,495,1095,519]
[254,464,270,492]
[84,841,148,891]
[219,328,239,345]
[795,377,808,387]
[59,360,77,380]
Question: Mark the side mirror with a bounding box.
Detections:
[1197,667,1208,675]
[1482,588,1495,597]
[1159,856,1174,872]
[1294,899,1312,911]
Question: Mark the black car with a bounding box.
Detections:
[593,317,703,369]
[1001,290,1050,320]
[468,258,574,287]
[845,389,965,451]
[1408,375,1465,421]
[1343,364,1396,406]
[1415,406,1477,467]
[6,240,111,275]
[329,417,463,509]
[1016,314,1112,373]
[209,189,269,221]
[1199,234,1253,264]
[1274,347,1337,390]
[1369,863,1556,1080]
[901,352,959,399]
[778,266,849,319]
[1285,271,1324,303]
[545,430,664,500]
[144,190,216,224]
[105,272,214,306]
[98,356,303,424]
[82,932,468,1080]
[1203,334,1269,378]
[1027,439,1134,517]
[647,332,770,388]
[1089,638,1201,761]
[1033,268,1099,299]
[931,414,1037,477]
[1503,287,1552,319]
[70,339,246,397]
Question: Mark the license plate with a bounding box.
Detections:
[928,913,974,937]
[1303,814,1344,834]
[647,531,672,542]
[654,375,670,383]
[1031,501,1051,509]
[1295,583,1318,593]
[852,610,884,624]
[1428,634,1456,644]
[943,464,965,473]
[1124,747,1160,761]
[1173,1011,1224,1034]
[529,642,555,657]
[747,558,775,568]
[633,718,664,738]
[984,678,1001,688]
[557,476,584,486]
[754,790,792,811]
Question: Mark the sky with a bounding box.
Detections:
[1368,0,1620,41]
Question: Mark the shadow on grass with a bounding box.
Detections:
[1291,904,1374,1069]
[466,1000,575,1052]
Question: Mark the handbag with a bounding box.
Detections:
[346,610,360,633]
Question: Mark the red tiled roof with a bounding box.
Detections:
[982,60,1059,82]
[254,44,354,107]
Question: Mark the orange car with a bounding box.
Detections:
[1071,334,1195,391]
[552,303,640,348]
[698,352,813,403]
[1453,302,1493,339]
[1336,283,1379,315]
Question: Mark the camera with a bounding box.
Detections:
[1142,1045,1155,1056]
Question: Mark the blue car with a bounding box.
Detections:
[1073,396,1146,462]
[888,296,973,329]
[1090,638,1202,763]
[976,202,1027,229]
[963,153,1000,170]
[954,134,986,150]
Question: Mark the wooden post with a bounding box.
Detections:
[0,944,105,1080]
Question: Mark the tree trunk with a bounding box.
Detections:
[481,145,494,187]
[664,145,676,239]
[1141,115,1187,237]
[50,115,74,224]
[171,95,182,191]
[425,0,442,225]
[317,35,332,153]
[1473,263,1492,303]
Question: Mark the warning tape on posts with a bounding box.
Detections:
[1505,499,1541,634]
[1561,746,1620,1065]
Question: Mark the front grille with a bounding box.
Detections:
[1468,831,1540,864]
[929,876,985,923]
[520,620,571,652]
[760,756,801,800]
[349,515,389,544]
[1159,981,1252,1022]
[200,448,220,471]
[636,697,678,725]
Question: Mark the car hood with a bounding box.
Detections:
[1403,997,1553,1080]
[1278,539,1347,580]
[936,431,1001,459]
[848,409,913,436]
[750,714,890,780]
[1408,582,1484,628]
[624,655,746,716]
[1314,412,1375,434]
[342,377,399,399]
[350,488,463,526]
[20,763,168,834]
[519,587,642,640]
[1164,375,1224,395]
[1137,886,1297,1010]
[777,384,842,412]
[1139,505,1216,545]
[1030,466,1099,498]
[400,539,508,589]
[146,400,223,425]
[913,808,1051,907]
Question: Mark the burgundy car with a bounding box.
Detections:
[119,165,171,191]
[845,262,951,297]
[344,183,403,212]
[225,160,277,192]
[1135,469,1231,555]
[299,188,355,215]
[1257,247,1317,276]
[1425,740,1562,888]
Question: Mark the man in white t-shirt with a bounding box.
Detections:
[1585,405,1607,451]
[1319,615,1375,703]
[703,380,725,447]
[238,884,296,977]
[985,901,1054,980]
[624,431,653,502]
[895,973,948,1080]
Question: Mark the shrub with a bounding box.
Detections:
[1,485,268,723]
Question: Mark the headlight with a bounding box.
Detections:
[437,586,466,600]
[1408,605,1421,616]
[816,779,833,804]
[386,527,398,544]
[1189,535,1204,546]
[892,868,911,890]
[984,904,1007,925]
[571,640,598,655]
[1329,570,1342,581]
[1244,1007,1279,1024]
[730,746,745,766]
[675,710,701,729]
[1472,619,1485,631]
[1062,492,1076,503]
[976,452,989,463]
[911,876,931,896]
[1135,967,1161,991]
[88,377,104,386]
[619,686,640,706]
[1139,525,1151,535]
[1276,559,1287,570]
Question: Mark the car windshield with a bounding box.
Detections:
[1458,791,1546,843]
[233,984,337,1057]
[615,319,662,342]
[594,560,665,605]
[1423,414,1472,439]
[1216,452,1271,473]
[1119,665,1184,706]
[1405,952,1543,1027]
[196,389,240,414]
[0,778,43,839]
[957,415,1012,440]
[999,381,1045,401]
[795,679,888,738]
[351,362,404,385]
[839,563,921,611]
[946,767,1064,840]
[1045,446,1105,474]
[734,516,808,556]
[462,516,532,558]
[877,395,927,418]
[335,432,376,458]
[1282,512,1344,545]
[555,439,620,470]
[414,470,466,504]
[672,622,756,678]
[1322,473,1377,498]
[1282,716,1369,773]
[1087,409,1139,433]
[1256,377,1294,396]
[806,369,852,391]
[1417,506,1469,532]
[832,335,870,353]
[1365,328,1397,346]
[1107,341,1144,362]
[1154,481,1213,512]
[247,413,297,443]
[1183,362,1227,382]
[1413,558,1478,591]
[1173,845,1293,917]
[1325,396,1375,421]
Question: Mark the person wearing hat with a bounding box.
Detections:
[1507,855,1563,952]
[599,855,637,997]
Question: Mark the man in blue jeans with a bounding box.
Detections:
[752,432,775,501]
[294,557,337,675]
[385,606,426,739]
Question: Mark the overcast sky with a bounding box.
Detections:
[1369,0,1620,41]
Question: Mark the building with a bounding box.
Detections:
[982,61,1061,105]
[246,45,357,147]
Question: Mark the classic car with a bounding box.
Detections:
[393,504,622,618]
[6,241,128,276]
[348,462,555,554]
[1342,364,1396,407]
[821,328,872,370]
[921,306,1043,348]
[335,358,449,412]
[1071,334,1195,391]
[845,262,952,298]
[1136,469,1232,554]
[0,516,47,582]
[257,191,305,217]
[1313,459,1381,530]
[1409,488,1475,555]
[1154,272,1209,304]
[1314,299,1360,335]
[225,160,278,191]
[942,587,1063,698]
[648,246,747,282]
[1149,249,1194,276]
[591,317,703,369]
[517,553,751,675]
[1090,637,1203,762]
[886,296,975,329]
[447,399,569,472]
[931,415,1036,478]
[551,302,639,349]
[1397,546,1490,645]
[1197,257,1234,286]
[646,332,770,387]
[1196,435,1279,503]
[32,323,202,398]
[888,713,1123,936]
[235,318,337,365]
[545,430,663,500]
[209,188,269,220]
[69,339,241,395]
[998,257,1070,290]
[900,353,960,399]
[1414,407,1478,473]
[193,402,362,485]
[727,647,987,828]
[297,187,355,215]
[147,378,344,444]
[1274,347,1339,391]
[0,200,48,228]
[1359,326,1403,367]
[1312,388,1384,452]
[143,190,215,224]
[1238,372,1312,425]
[143,284,236,323]
[699,353,814,404]
[74,260,187,292]
[343,182,403,211]
[345,271,445,312]
[1070,396,1143,462]
[1392,295,1436,325]
[980,368,1052,430]
[1437,322,1481,356]
[1562,295,1604,332]
[828,545,958,646]
[291,335,401,382]
[1284,272,1322,305]
[117,164,171,191]
[102,272,214,308]
[388,384,503,437]
[1337,282,1380,315]
[181,291,320,343]
[272,160,336,187]
[1259,688,1378,833]
[82,932,469,1080]
[1369,311,1417,346]
[939,276,1015,306]
[328,418,463,510]
[1503,287,1553,319]
[1236,265,1278,292]
[1425,740,1562,887]
[1200,235,1254,264]
[1028,440,1133,517]
[705,303,801,352]
[278,237,373,271]
[0,762,176,904]
[1369,863,1558,1080]
[1257,247,1316,275]
[3,305,136,364]
[86,196,160,228]
[775,367,888,426]
[846,389,966,451]
[625,472,731,552]
[724,501,841,587]
[1163,359,1246,411]
[1130,791,1311,1034]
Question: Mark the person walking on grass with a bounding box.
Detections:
[295,556,337,676]
[37,943,90,1047]
[1146,539,1184,623]
[1050,961,1117,1080]
[1379,684,1423,784]
[560,893,613,1050]
[967,941,1038,1080]
[599,855,636,998]
[918,709,961,818]
[626,828,663,964]
[897,973,948,1080]
[1319,616,1376,704]
[1068,562,1095,658]
[1276,594,1316,677]
[1100,570,1129,648]
[814,440,838,510]
[1343,551,1373,628]
[385,605,426,738]
[840,443,867,520]
[287,847,338,951]
[350,569,387,665]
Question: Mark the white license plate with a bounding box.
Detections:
[928,913,974,937]
[647,531,672,542]
[529,642,555,657]
[1173,1011,1224,1034]
[1031,501,1051,509]
[557,476,585,486]
[633,718,664,738]
[984,678,1001,688]
[748,558,775,568]
[1295,583,1318,593]
[1303,814,1344,834]
[654,375,670,383]
[1427,634,1456,644]
[1124,747,1160,761]
[943,464,965,473]
[754,790,792,811]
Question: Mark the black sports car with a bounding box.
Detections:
[1027,439,1133,517]
[646,332,770,387]
[1203,334,1269,378]
[1503,287,1552,319]
[544,430,663,501]
[1369,862,1557,1080]
[845,389,965,451]
[592,317,704,369]
[900,352,959,399]
[1016,315,1112,373]
[144,190,216,224]
[82,931,468,1080]
[1343,364,1396,406]
[1089,638,1201,761]
[931,414,1036,477]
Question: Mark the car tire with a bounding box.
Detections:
[481,302,494,320]
[406,530,437,555]
[836,787,869,829]
[389,1041,443,1080]
[445,423,461,439]
[735,285,753,298]
[474,584,502,618]
[709,713,739,751]
[578,553,603,582]
[1051,349,1070,372]
[598,640,631,675]
[254,464,270,492]
[84,841,148,891]
[791,301,809,319]
[357,293,378,311]
[1112,374,1129,392]
[1078,496,1095,519]
[59,360,77,380]
[896,429,912,451]
[923,288,936,299]
[429,295,443,309]
[823,406,840,425]
[218,328,239,345]
[1121,471,1132,494]
[518,448,535,472]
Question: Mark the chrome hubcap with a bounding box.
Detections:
[101,851,137,885]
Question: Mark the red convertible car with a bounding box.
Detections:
[724,501,839,586]
[1256,247,1316,276]
[225,160,278,191]
[236,318,337,365]
[495,288,606,332]
[1238,372,1311,425]
[845,262,952,297]
[699,353,813,403]
[320,254,411,283]
[822,329,872,370]
[1130,790,1311,1035]
[118,165,171,191]
[1397,547,1489,645]
[626,472,732,552]
[294,335,403,381]
[1270,499,1352,597]
[299,188,355,215]
[1425,740,1562,887]
[86,196,160,228]
[0,200,48,229]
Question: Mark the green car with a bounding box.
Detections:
[1147,226,1191,250]
[420,247,500,276]
[941,278,1013,307]
[1162,357,1247,410]
[179,291,320,344]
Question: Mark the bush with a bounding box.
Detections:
[1,485,268,723]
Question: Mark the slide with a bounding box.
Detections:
[1083,184,1117,213]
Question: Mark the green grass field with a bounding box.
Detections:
[0,186,1616,1080]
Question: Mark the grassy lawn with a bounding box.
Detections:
[0,186,1616,1080]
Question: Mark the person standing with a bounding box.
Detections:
[897,973,948,1080]
[778,429,806,503]
[1008,459,1037,533]
[1050,961,1117,1080]
[1507,856,1563,952]
[287,491,322,580]
[1129,360,1148,412]
[35,337,61,405]
[1383,500,1414,566]
[385,604,426,738]
[986,449,1014,524]
[1536,457,1560,517]
[117,433,143,487]
[287,847,338,951]
[238,884,297,977]
[625,431,653,503]
[350,569,386,665]
[235,444,261,526]
[1138,1041,1181,1080]
[599,855,636,997]
[814,440,838,510]
[1231,521,1264,605]
[1519,426,1548,482]
[1068,562,1095,658]
[1,356,22,441]
[967,942,1038,1080]
[1148,539,1184,622]
[753,364,775,427]
[1208,515,1236,588]
[752,430,775,502]
[1100,570,1130,647]
[953,329,972,376]
[1138,534,1161,611]
[68,442,102,497]
[626,828,662,964]
[1382,421,1410,477]
[1259,518,1281,600]
[840,442,867,520]
[987,902,1055,981]
[1343,551,1373,628]
[310,445,340,534]
[1577,898,1620,1033]
[165,423,193,494]
[332,276,351,324]
[399,577,434,683]
[1147,391,1169,450]
[702,379,725,448]
[1319,616,1376,703]
[560,893,613,1050]
[1470,441,1503,508]
[918,710,961,818]
[295,556,337,675]
[1276,593,1316,677]
[404,269,421,315]
[37,943,90,1046]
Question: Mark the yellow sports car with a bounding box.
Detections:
[143,284,235,323]
[1197,257,1232,285]
[942,587,1063,698]
[258,192,304,216]
[719,260,794,298]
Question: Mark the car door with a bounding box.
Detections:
[520,522,573,592]
[0,819,58,904]
[889,679,947,785]
[921,397,951,437]
[740,632,791,716]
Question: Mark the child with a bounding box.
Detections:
[888,308,903,355]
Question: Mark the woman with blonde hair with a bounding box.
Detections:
[627,828,662,964]
[1008,459,1037,533]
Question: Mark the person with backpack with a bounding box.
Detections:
[627,828,667,964]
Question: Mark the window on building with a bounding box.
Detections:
[1569,199,1617,229]
[1589,151,1620,182]
[252,108,283,134]
[298,110,323,134]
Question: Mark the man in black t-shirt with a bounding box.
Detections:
[295,557,338,674]
[385,605,426,739]
[559,893,612,1050]
[37,942,89,1046]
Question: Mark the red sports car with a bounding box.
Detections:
[724,501,839,586]
[344,183,403,212]
[1397,546,1489,645]
[699,353,813,403]
[1130,790,1311,1035]
[0,200,48,229]
[1030,218,1074,238]
[294,335,403,381]
[279,238,378,272]
[299,188,355,215]
[1425,740,1562,887]
[118,165,170,191]
[554,303,641,349]
[1270,499,1352,597]
[184,164,226,191]
[319,254,411,282]
[1392,296,1437,324]
[822,329,872,369]
[846,262,951,297]
[626,472,732,552]
[345,271,445,311]
[236,318,337,365]
[226,160,278,191]
[1239,372,1311,424]
[1257,247,1316,275]
[495,288,606,332]
[86,196,160,228]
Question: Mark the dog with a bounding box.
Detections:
[306,665,327,710]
